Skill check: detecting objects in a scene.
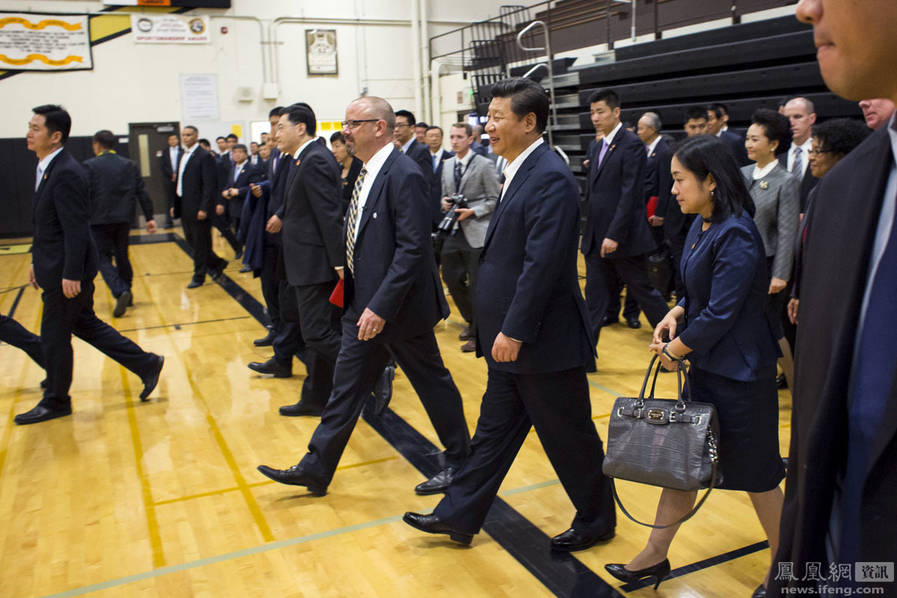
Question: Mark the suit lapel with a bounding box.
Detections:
[356,148,398,239]
[482,143,546,251]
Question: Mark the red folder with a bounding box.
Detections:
[329,278,344,308]
[646,195,659,219]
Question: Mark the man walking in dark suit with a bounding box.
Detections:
[403,78,615,550]
[171,125,227,289]
[159,133,181,229]
[84,130,157,318]
[394,109,437,224]
[581,88,670,350]
[426,125,453,218]
[770,1,897,594]
[18,105,163,425]
[708,103,750,166]
[257,96,470,495]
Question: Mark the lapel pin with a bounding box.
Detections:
[295,158,301,166]
[373,212,378,219]
[759,180,769,190]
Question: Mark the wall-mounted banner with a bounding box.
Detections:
[104,0,231,7]
[131,14,210,44]
[0,12,92,71]
[306,29,337,76]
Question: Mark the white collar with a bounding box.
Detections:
[752,160,779,180]
[363,141,394,172]
[37,146,64,173]
[456,150,473,167]
[183,143,198,154]
[603,122,623,147]
[293,138,316,159]
[401,137,415,153]
[646,136,661,155]
[234,160,247,169]
[502,137,544,191]
[794,137,813,153]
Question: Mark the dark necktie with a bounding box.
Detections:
[839,133,897,561]
[791,146,803,177]
[454,161,463,192]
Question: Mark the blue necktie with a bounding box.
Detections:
[839,144,897,561]
[596,139,609,168]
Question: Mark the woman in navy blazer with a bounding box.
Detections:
[605,136,784,597]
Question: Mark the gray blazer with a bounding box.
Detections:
[741,162,800,281]
[441,152,500,248]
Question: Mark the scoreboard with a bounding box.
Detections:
[102,1,232,7]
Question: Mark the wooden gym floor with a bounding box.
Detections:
[0,231,791,597]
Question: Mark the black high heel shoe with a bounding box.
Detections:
[605,559,672,590]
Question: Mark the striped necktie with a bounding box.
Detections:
[345,167,367,274]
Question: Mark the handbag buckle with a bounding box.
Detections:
[647,409,666,422]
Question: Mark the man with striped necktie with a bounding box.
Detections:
[258,96,470,497]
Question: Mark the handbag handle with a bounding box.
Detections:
[638,355,690,410]
[609,460,719,529]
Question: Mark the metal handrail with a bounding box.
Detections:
[516,20,557,147]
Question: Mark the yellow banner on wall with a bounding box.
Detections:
[0,13,92,71]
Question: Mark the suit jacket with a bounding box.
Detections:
[428,148,454,213]
[677,212,778,381]
[218,161,261,220]
[84,151,154,225]
[281,141,344,287]
[720,129,750,167]
[778,148,818,213]
[340,157,364,210]
[476,142,594,374]
[770,126,897,593]
[645,137,673,219]
[582,127,656,258]
[216,152,235,193]
[343,147,448,341]
[175,146,218,220]
[31,148,98,288]
[440,152,500,248]
[159,146,183,182]
[404,139,438,225]
[741,163,800,281]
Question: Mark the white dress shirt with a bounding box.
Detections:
[501,137,544,200]
[350,142,394,242]
[786,137,813,179]
[176,143,198,197]
[169,146,180,170]
[401,138,415,154]
[603,121,624,149]
[646,135,661,156]
[35,146,64,192]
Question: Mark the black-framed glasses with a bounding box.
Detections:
[341,119,378,130]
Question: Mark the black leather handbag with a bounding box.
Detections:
[602,355,722,528]
[646,248,673,295]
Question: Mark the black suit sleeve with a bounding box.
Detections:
[304,153,345,269]
[200,152,218,214]
[133,161,154,221]
[55,170,92,281]
[606,138,646,245]
[654,145,674,218]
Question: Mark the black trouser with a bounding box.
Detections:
[39,279,155,407]
[434,366,615,535]
[213,213,241,253]
[440,232,481,328]
[260,241,283,330]
[91,222,132,298]
[0,314,44,368]
[584,252,670,348]
[605,273,641,322]
[182,218,226,282]
[299,319,470,485]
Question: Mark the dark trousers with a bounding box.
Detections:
[182,218,226,282]
[40,279,154,407]
[260,242,283,330]
[440,233,481,327]
[299,319,470,484]
[434,366,615,535]
[294,281,342,407]
[605,276,641,322]
[668,237,686,301]
[584,252,670,347]
[0,315,44,368]
[213,213,241,253]
[91,222,132,298]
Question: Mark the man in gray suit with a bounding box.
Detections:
[439,122,500,352]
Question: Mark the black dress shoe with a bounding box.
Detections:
[186,280,203,289]
[128,293,134,307]
[402,512,473,545]
[257,464,327,495]
[551,527,615,552]
[626,317,642,329]
[253,330,276,347]
[234,248,244,260]
[605,559,671,590]
[140,354,164,401]
[414,466,457,495]
[279,401,323,417]
[239,264,252,273]
[210,264,227,281]
[14,402,72,425]
[752,584,767,598]
[458,327,472,341]
[370,364,395,415]
[248,358,292,378]
[600,315,619,327]
[777,373,788,389]
[40,378,47,389]
[114,290,131,318]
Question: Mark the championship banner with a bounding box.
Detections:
[131,14,210,44]
[0,13,92,71]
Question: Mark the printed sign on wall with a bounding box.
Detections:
[0,12,92,71]
[306,29,337,76]
[132,14,210,44]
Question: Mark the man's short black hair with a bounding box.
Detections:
[226,133,238,141]
[32,104,71,143]
[425,125,442,134]
[685,106,709,122]
[415,122,429,129]
[269,106,285,119]
[330,131,346,144]
[587,88,620,110]
[233,143,248,154]
[490,78,550,133]
[250,141,259,147]
[183,125,198,134]
[93,129,116,149]
[216,136,226,141]
[284,103,317,136]
[395,109,416,126]
[199,138,211,147]
[708,102,729,118]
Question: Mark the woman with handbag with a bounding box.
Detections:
[605,136,784,597]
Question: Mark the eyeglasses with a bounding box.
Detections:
[808,148,830,156]
[340,119,378,130]
[394,122,411,129]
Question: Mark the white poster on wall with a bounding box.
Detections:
[131,14,210,44]
[0,12,92,71]
[180,73,219,121]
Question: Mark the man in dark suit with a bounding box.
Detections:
[219,143,258,272]
[257,96,470,495]
[17,105,163,425]
[394,109,437,225]
[403,78,615,551]
[425,125,453,214]
[769,2,897,595]
[84,130,157,318]
[581,88,670,350]
[706,103,750,166]
[212,136,243,260]
[780,97,819,214]
[172,125,227,289]
[159,133,181,229]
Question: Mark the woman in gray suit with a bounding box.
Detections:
[743,109,800,388]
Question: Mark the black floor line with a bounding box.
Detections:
[6,285,25,319]
[116,315,251,333]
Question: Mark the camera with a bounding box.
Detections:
[437,193,468,236]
